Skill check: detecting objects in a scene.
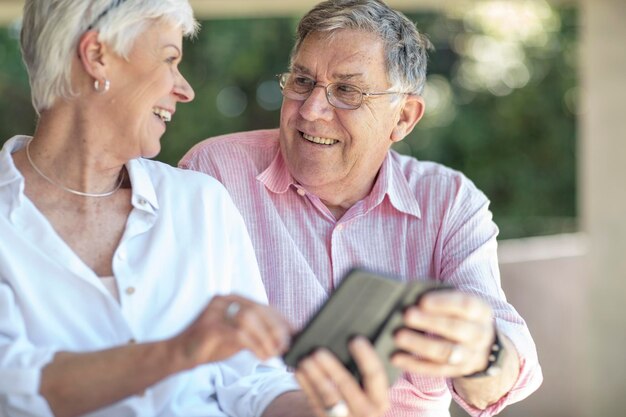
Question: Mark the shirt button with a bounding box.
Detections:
[336,224,344,231]
[125,287,136,295]
[296,188,306,197]
[138,198,147,206]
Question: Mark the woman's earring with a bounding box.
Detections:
[94,79,110,93]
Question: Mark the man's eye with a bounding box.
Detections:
[335,84,360,94]
[294,77,315,88]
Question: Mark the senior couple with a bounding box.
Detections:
[0,0,541,416]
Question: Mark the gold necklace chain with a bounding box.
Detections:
[25,139,124,198]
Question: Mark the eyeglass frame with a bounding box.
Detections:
[87,0,129,31]
[277,72,408,110]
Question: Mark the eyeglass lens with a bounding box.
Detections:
[279,74,363,109]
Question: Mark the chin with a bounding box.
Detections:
[141,143,162,159]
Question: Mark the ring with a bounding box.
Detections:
[325,400,349,417]
[447,343,463,365]
[225,301,241,323]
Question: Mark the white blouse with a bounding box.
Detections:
[99,276,120,303]
[0,136,298,417]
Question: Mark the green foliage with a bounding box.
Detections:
[404,8,578,238]
[0,23,37,140]
[0,7,577,239]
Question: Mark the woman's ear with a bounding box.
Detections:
[391,95,426,143]
[77,30,108,81]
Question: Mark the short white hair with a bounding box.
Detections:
[21,0,199,114]
[291,0,432,95]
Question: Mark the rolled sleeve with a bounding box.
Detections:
[215,352,300,417]
[440,178,543,415]
[0,283,56,416]
[447,319,543,417]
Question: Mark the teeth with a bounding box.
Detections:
[152,108,172,122]
[302,133,338,145]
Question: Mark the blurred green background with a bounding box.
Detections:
[0,2,578,239]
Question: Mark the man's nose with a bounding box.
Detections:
[298,85,334,122]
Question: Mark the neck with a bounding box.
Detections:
[303,173,379,221]
[25,106,126,197]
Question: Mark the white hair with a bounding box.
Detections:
[21,0,199,114]
[291,0,432,95]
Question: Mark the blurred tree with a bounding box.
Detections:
[0,22,36,144]
[0,5,577,239]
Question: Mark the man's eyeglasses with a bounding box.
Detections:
[277,72,406,110]
[87,0,128,31]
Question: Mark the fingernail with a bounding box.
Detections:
[299,357,313,370]
[314,349,334,362]
[390,355,402,367]
[350,336,368,348]
[405,309,421,322]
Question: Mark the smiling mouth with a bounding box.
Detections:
[152,107,172,122]
[302,133,338,146]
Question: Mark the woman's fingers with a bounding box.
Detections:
[295,337,389,417]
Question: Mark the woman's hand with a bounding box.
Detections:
[174,294,292,368]
[295,337,390,417]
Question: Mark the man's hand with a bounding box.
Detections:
[391,290,495,377]
[390,290,521,410]
[173,294,291,368]
[295,336,390,417]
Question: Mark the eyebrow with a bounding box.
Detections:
[292,65,367,84]
[336,73,366,83]
[291,65,312,76]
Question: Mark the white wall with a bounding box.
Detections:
[580,0,626,415]
[451,234,589,417]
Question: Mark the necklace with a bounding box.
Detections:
[25,139,125,198]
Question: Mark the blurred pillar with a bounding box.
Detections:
[580,0,626,414]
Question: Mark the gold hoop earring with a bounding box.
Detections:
[94,79,110,93]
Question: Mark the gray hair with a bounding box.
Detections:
[291,0,432,95]
[21,0,199,113]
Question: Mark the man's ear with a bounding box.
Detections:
[77,30,109,81]
[391,95,426,143]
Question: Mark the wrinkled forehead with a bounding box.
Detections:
[292,29,389,85]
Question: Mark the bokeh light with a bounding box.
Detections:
[216,86,247,117]
[256,79,282,111]
[448,0,560,96]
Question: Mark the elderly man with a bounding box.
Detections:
[180,0,542,416]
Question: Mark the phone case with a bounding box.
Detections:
[283,268,451,385]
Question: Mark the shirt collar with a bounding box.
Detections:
[0,136,159,215]
[256,145,421,219]
[126,158,159,213]
[367,151,421,219]
[0,136,29,189]
[256,149,295,194]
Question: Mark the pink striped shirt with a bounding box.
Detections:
[180,129,542,417]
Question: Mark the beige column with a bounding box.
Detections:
[580,0,626,414]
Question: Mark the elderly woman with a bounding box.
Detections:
[0,1,388,416]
